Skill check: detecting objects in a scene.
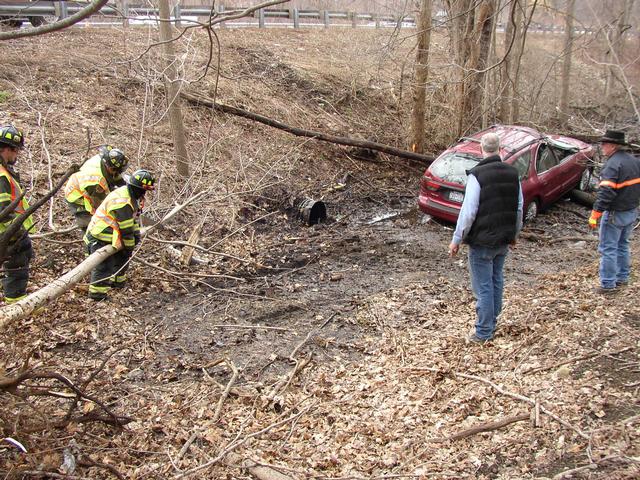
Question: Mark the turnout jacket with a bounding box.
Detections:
[594,149,640,213]
[0,164,33,237]
[464,155,520,247]
[64,155,124,215]
[84,186,140,251]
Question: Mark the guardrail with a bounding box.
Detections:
[0,2,418,28]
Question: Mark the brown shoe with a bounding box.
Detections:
[466,333,490,344]
[594,286,618,295]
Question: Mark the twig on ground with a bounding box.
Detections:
[406,366,590,439]
[175,405,314,478]
[211,324,293,332]
[209,358,239,423]
[429,413,530,443]
[523,346,633,374]
[31,226,79,239]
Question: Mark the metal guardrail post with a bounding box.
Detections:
[258,8,264,28]
[217,4,225,28]
[173,4,181,28]
[375,14,380,28]
[122,0,129,27]
[351,11,357,28]
[293,8,299,28]
[323,10,329,28]
[57,1,68,20]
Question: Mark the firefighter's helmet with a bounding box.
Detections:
[0,125,25,149]
[127,169,156,191]
[99,145,128,171]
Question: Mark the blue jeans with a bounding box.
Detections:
[598,208,638,289]
[468,245,509,340]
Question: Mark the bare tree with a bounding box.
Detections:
[410,0,434,153]
[604,0,636,104]
[558,0,576,127]
[158,0,190,177]
[444,0,498,134]
[508,0,537,123]
[499,0,522,121]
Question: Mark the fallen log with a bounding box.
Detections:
[0,190,209,329]
[0,244,115,329]
[429,413,530,443]
[181,91,435,165]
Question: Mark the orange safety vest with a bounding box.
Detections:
[84,186,138,250]
[64,155,110,214]
[0,165,33,234]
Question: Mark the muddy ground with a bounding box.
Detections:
[1,27,639,479]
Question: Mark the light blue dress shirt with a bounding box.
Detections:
[452,174,524,245]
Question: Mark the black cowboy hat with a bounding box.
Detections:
[599,129,627,145]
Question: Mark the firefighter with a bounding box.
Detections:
[0,125,34,304]
[84,169,155,301]
[64,145,129,230]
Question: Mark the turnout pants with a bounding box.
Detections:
[66,201,92,231]
[87,240,131,299]
[2,236,33,303]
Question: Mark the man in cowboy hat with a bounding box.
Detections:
[589,129,640,294]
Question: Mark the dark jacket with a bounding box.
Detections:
[465,155,520,247]
[594,149,640,213]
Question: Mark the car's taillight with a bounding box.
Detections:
[424,179,440,191]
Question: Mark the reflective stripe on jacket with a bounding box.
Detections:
[84,186,139,250]
[0,165,34,234]
[64,155,110,214]
[594,150,640,213]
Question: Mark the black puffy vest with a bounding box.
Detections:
[465,155,520,247]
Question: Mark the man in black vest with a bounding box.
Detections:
[448,132,523,343]
[588,130,640,293]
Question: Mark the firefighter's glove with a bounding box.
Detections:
[588,210,602,230]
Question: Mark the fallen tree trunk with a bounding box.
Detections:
[0,245,115,329]
[0,190,209,329]
[181,91,435,165]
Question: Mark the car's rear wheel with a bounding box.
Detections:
[570,169,596,207]
[525,199,539,223]
[578,168,592,191]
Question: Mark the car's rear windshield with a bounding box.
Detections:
[430,152,481,185]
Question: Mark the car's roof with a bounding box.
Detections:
[450,125,542,157]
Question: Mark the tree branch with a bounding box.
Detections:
[0,0,110,41]
[181,91,434,164]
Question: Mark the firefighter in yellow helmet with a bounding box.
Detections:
[84,169,155,301]
[0,125,35,304]
[64,145,128,230]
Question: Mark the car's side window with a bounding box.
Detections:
[512,151,531,180]
[551,146,572,163]
[536,144,558,174]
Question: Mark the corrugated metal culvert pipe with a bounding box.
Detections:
[296,198,327,225]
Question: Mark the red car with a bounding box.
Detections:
[418,125,595,223]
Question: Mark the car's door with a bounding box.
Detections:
[508,149,534,201]
[546,139,584,192]
[534,143,565,204]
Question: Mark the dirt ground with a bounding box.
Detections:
[1,27,639,479]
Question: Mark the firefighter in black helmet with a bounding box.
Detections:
[64,145,129,229]
[0,125,34,304]
[84,169,156,300]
